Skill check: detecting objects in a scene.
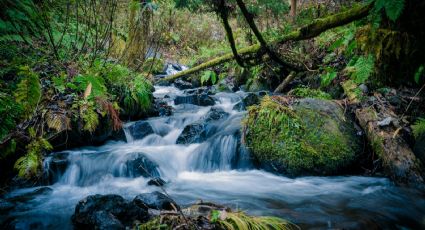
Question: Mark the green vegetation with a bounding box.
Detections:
[243,96,359,175]
[412,118,425,139]
[288,87,332,99]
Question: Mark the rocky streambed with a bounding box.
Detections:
[1,81,425,229]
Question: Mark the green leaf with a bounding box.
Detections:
[321,71,337,87]
[414,65,424,84]
[14,66,41,118]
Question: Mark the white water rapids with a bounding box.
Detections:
[2,84,425,229]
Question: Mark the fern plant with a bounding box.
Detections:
[201,70,217,85]
[14,66,41,118]
[0,92,22,140]
[412,118,425,139]
[14,129,52,178]
[373,0,405,22]
[345,55,375,84]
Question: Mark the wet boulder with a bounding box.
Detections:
[203,107,229,122]
[127,121,154,140]
[243,96,361,176]
[243,92,261,107]
[125,154,160,178]
[72,194,149,229]
[176,122,207,144]
[133,192,179,211]
[176,107,229,144]
[0,199,14,214]
[152,99,173,117]
[174,94,215,106]
[174,79,193,90]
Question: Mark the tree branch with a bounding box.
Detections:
[159,3,373,83]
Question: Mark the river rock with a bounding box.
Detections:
[176,122,207,144]
[133,192,179,211]
[127,121,154,140]
[174,79,193,90]
[125,154,160,178]
[203,107,229,122]
[0,199,14,213]
[243,92,261,107]
[174,94,215,106]
[176,107,229,144]
[72,194,149,229]
[152,99,173,117]
[244,96,361,176]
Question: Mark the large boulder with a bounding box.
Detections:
[125,154,160,178]
[176,123,207,144]
[133,192,179,211]
[176,107,229,144]
[72,194,149,229]
[174,94,215,106]
[126,121,155,140]
[243,96,361,176]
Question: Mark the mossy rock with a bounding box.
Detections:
[243,96,361,176]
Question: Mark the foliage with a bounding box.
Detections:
[412,118,425,139]
[243,96,358,175]
[373,0,405,22]
[14,129,52,178]
[14,66,41,118]
[345,55,375,84]
[215,211,298,230]
[201,70,217,85]
[320,69,338,87]
[414,65,424,84]
[289,87,332,100]
[0,93,22,140]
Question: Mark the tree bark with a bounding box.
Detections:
[290,0,297,23]
[159,3,373,83]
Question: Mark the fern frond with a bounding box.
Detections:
[80,104,99,133]
[374,0,405,22]
[14,137,52,178]
[412,118,425,139]
[14,66,41,118]
[346,55,375,84]
[45,110,71,133]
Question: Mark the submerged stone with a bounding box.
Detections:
[243,96,361,176]
[72,194,148,229]
[125,153,160,178]
[133,191,179,211]
[127,121,154,140]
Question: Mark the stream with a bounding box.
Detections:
[1,70,425,229]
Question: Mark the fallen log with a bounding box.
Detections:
[355,106,424,186]
[274,71,296,93]
[342,81,424,186]
[159,3,373,83]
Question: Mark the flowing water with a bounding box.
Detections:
[2,78,425,229]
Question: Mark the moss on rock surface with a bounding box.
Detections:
[243,96,361,176]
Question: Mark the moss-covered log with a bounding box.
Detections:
[355,107,424,186]
[159,3,373,83]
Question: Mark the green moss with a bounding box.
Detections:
[288,87,332,99]
[243,96,358,175]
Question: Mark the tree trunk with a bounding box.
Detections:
[290,0,297,23]
[124,0,151,69]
